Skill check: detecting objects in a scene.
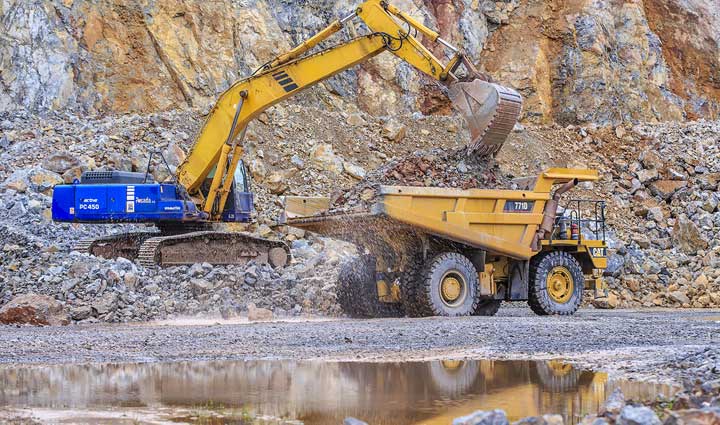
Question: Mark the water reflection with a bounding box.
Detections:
[0,359,676,424]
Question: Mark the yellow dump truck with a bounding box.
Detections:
[285,168,608,317]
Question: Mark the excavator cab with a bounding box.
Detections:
[220,161,253,223]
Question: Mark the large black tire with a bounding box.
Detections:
[533,361,582,393]
[528,251,584,316]
[407,252,480,317]
[473,298,502,316]
[337,255,404,318]
[400,253,426,318]
[428,360,481,397]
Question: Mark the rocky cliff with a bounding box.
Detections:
[1,0,718,125]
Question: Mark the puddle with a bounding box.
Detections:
[697,316,720,322]
[0,359,677,425]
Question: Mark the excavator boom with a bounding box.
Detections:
[178,0,524,217]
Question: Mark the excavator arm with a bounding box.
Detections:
[177,0,522,219]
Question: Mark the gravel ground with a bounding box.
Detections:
[1,308,718,386]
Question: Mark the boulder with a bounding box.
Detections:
[290,155,305,169]
[639,150,664,170]
[616,406,660,425]
[248,158,267,181]
[190,278,213,295]
[672,216,708,254]
[600,388,625,416]
[636,168,658,183]
[669,290,690,305]
[665,407,720,425]
[247,303,273,321]
[593,292,619,309]
[346,114,366,126]
[650,180,687,200]
[265,171,289,194]
[92,293,118,316]
[163,143,186,167]
[2,171,29,192]
[70,305,93,321]
[343,162,367,180]
[0,294,69,326]
[1,167,64,195]
[310,143,343,174]
[382,120,406,142]
[453,409,508,425]
[514,415,564,425]
[62,165,88,183]
[42,153,80,174]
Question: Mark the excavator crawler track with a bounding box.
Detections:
[137,231,291,269]
[72,232,159,261]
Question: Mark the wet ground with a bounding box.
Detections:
[0,359,678,425]
[1,308,718,381]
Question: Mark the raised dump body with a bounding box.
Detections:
[286,168,608,318]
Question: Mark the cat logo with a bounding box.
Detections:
[272,70,299,93]
[590,247,607,258]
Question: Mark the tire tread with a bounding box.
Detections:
[528,250,584,316]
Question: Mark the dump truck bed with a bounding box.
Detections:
[286,169,601,263]
[289,186,550,260]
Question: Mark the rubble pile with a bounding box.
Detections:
[330,147,507,212]
[0,106,465,323]
[0,219,346,322]
[540,121,720,309]
[0,103,719,323]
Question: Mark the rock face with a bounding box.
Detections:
[0,293,69,326]
[482,0,718,125]
[0,0,718,125]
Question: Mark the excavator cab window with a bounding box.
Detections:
[234,160,251,193]
[218,160,254,223]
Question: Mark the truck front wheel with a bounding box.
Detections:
[528,251,584,316]
[411,252,480,317]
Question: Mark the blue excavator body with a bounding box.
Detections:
[52,171,253,225]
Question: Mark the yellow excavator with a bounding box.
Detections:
[52,0,523,267]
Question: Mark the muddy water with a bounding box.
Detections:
[0,359,676,425]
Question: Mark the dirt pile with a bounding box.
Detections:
[330,147,507,212]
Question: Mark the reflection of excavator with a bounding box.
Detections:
[51,0,522,267]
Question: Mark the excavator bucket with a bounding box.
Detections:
[448,80,523,157]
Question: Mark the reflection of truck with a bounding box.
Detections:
[286,169,608,317]
[50,0,522,267]
[0,359,613,425]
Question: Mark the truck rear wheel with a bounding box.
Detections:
[410,252,480,317]
[528,251,584,316]
[337,255,404,318]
